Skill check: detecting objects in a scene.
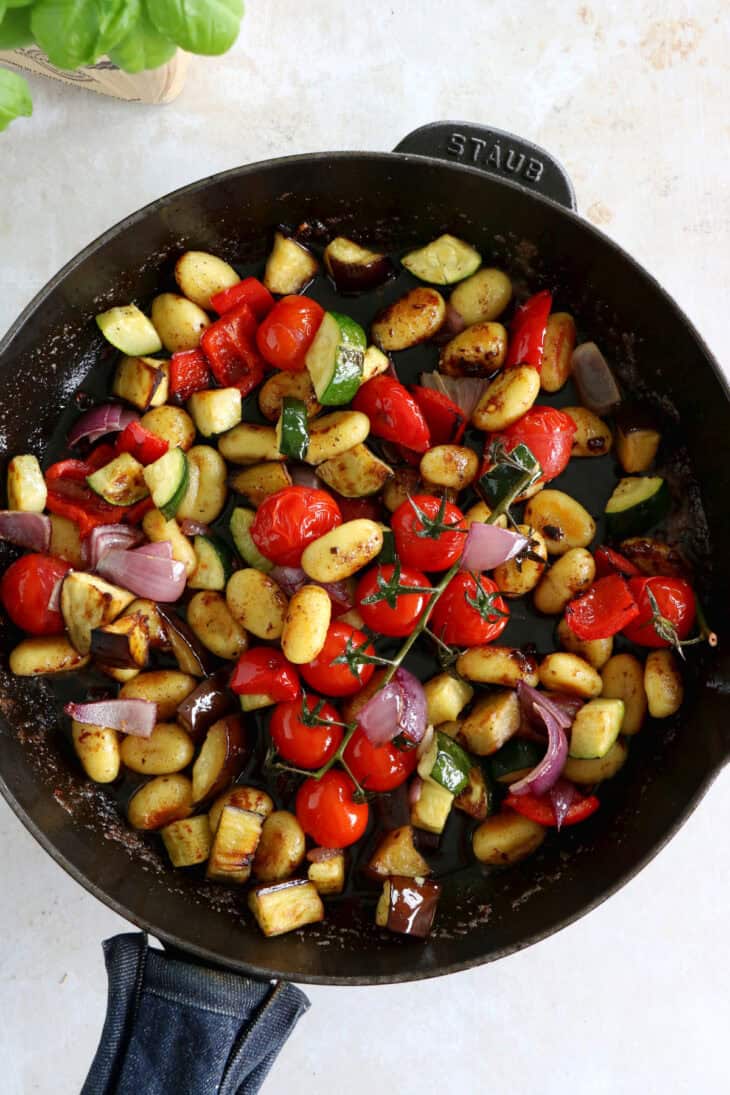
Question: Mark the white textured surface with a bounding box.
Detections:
[1,2,729,1092]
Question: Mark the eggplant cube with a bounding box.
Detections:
[366,825,431,880]
[206,805,263,884]
[90,612,150,669]
[161,815,212,867]
[192,714,248,804]
[248,879,325,937]
[307,852,346,896]
[375,876,442,938]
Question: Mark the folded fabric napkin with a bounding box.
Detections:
[82,933,310,1095]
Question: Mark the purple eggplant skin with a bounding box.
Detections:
[386,876,442,939]
[323,238,394,295]
[90,614,150,669]
[177,668,237,743]
[157,605,213,678]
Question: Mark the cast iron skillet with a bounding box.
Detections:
[1,122,729,986]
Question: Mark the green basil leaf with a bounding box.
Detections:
[0,3,7,22]
[109,5,176,74]
[0,6,34,48]
[6,1,36,8]
[31,0,141,70]
[149,0,244,56]
[0,68,32,133]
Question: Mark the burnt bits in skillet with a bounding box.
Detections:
[0,153,726,985]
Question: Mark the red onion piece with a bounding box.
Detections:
[408,776,424,806]
[132,540,173,560]
[178,518,210,537]
[0,511,50,552]
[88,523,144,569]
[549,778,580,831]
[416,723,435,760]
[571,343,621,416]
[306,846,341,863]
[459,522,528,572]
[318,578,354,612]
[445,302,467,336]
[543,691,585,722]
[270,566,354,612]
[67,404,138,448]
[358,667,428,747]
[419,372,489,419]
[48,577,63,613]
[510,682,572,797]
[97,543,186,601]
[64,698,157,737]
[289,466,321,490]
[517,681,574,730]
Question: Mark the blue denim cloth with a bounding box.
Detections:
[81,933,310,1095]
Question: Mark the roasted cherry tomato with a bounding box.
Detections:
[504,289,552,369]
[355,563,432,637]
[430,572,509,647]
[593,544,641,580]
[269,695,343,768]
[0,553,71,635]
[211,276,274,319]
[622,576,696,648]
[299,622,376,697]
[255,295,324,371]
[353,376,431,452]
[229,647,301,702]
[250,486,342,567]
[489,406,575,484]
[565,575,640,640]
[295,769,369,848]
[391,493,467,572]
[504,790,599,827]
[409,386,466,445]
[342,728,418,791]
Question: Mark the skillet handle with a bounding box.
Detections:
[393,121,577,211]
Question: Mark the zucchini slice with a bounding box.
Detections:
[305,311,366,405]
[604,476,670,539]
[401,234,481,285]
[263,231,319,295]
[569,698,624,759]
[96,304,162,356]
[87,453,149,507]
[276,397,310,460]
[143,448,188,520]
[229,507,274,572]
[417,730,472,795]
[189,535,234,591]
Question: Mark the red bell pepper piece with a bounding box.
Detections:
[169,349,211,403]
[593,545,642,579]
[115,421,169,465]
[565,574,640,640]
[230,647,301,702]
[211,277,274,319]
[201,302,267,396]
[410,386,466,445]
[45,451,123,538]
[504,791,599,827]
[124,497,155,526]
[352,376,431,452]
[505,290,552,369]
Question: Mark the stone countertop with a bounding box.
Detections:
[1,2,729,1092]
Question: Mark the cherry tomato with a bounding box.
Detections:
[229,647,301,701]
[352,376,431,452]
[489,406,575,484]
[295,769,369,848]
[355,563,432,637]
[391,493,467,572]
[299,621,376,697]
[250,486,342,567]
[342,728,418,791]
[255,295,324,371]
[0,553,71,635]
[622,576,696,647]
[269,695,343,769]
[430,571,509,647]
[565,575,640,640]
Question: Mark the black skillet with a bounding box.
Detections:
[1,122,729,987]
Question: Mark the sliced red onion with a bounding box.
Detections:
[64,698,157,738]
[459,522,528,572]
[416,723,435,759]
[0,511,50,552]
[306,846,341,863]
[543,691,585,722]
[289,466,321,490]
[420,372,490,419]
[571,343,621,416]
[517,682,574,730]
[549,778,580,832]
[132,540,173,560]
[358,667,427,747]
[408,776,424,806]
[97,543,185,601]
[88,523,144,569]
[445,302,467,336]
[179,518,210,537]
[67,403,138,448]
[270,566,353,611]
[318,578,354,612]
[510,682,572,797]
